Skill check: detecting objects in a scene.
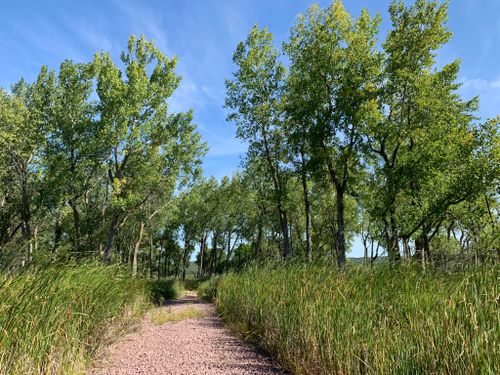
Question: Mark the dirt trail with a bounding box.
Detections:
[89,291,284,375]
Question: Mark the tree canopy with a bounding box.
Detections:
[0,0,498,276]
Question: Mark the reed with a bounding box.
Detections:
[216,264,499,374]
[0,264,158,374]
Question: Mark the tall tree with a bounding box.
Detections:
[45,60,100,256]
[285,1,381,266]
[364,0,498,262]
[0,70,54,262]
[226,26,292,259]
[94,35,206,262]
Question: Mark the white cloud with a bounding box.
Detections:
[461,78,500,90]
[221,3,249,40]
[8,18,88,63]
[110,0,171,55]
[64,17,114,53]
[459,77,500,120]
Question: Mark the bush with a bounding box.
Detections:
[147,278,182,304]
[197,277,218,301]
[0,264,151,375]
[216,264,500,374]
[181,278,204,291]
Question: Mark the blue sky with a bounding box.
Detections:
[1,0,499,256]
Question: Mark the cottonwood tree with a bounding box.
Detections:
[44,60,102,256]
[284,1,381,266]
[364,0,499,263]
[94,35,206,262]
[0,70,54,262]
[226,26,292,259]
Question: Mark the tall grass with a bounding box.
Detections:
[197,277,218,301]
[0,264,160,375]
[216,264,499,374]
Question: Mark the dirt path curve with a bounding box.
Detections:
[89,291,284,375]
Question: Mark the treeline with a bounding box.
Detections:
[215,0,498,268]
[1,1,498,277]
[0,36,206,274]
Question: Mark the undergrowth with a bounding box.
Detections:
[151,305,204,324]
[197,277,218,301]
[0,264,176,375]
[216,264,499,374]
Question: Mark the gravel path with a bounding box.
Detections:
[89,292,284,375]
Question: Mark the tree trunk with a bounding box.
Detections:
[209,232,218,277]
[255,213,263,256]
[157,248,161,280]
[335,184,346,267]
[31,225,38,263]
[165,249,170,277]
[20,171,32,263]
[278,206,291,259]
[387,204,401,263]
[198,233,206,278]
[261,129,291,259]
[149,231,153,279]
[415,228,430,268]
[423,228,430,267]
[225,229,231,272]
[362,233,368,263]
[69,198,82,255]
[300,163,312,262]
[132,221,144,277]
[53,211,62,255]
[104,209,120,263]
[182,231,189,281]
[402,237,410,259]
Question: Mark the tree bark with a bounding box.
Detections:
[387,204,401,263]
[182,231,189,281]
[209,232,218,277]
[278,207,291,259]
[335,184,346,267]
[132,221,144,276]
[69,198,82,255]
[300,158,312,262]
[149,231,153,279]
[225,229,231,272]
[402,237,410,259]
[53,211,62,254]
[104,209,120,263]
[198,233,206,278]
[255,212,263,256]
[20,169,32,263]
[261,128,291,259]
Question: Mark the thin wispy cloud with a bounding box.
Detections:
[461,78,500,91]
[110,0,170,55]
[62,17,114,53]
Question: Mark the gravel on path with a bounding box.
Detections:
[88,291,284,375]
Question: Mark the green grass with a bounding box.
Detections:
[148,278,183,305]
[197,277,218,301]
[181,278,205,291]
[216,264,499,375]
[0,264,176,375]
[151,305,204,324]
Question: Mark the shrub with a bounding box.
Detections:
[197,277,218,301]
[147,278,182,305]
